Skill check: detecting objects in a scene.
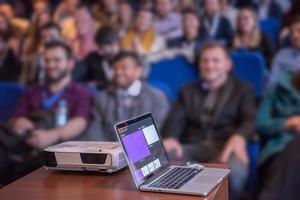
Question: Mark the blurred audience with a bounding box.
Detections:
[233,6,274,66]
[121,9,165,55]
[70,6,97,60]
[53,0,80,42]
[168,9,203,53]
[20,22,63,85]
[268,16,300,89]
[73,26,119,90]
[162,42,256,200]
[0,31,21,81]
[220,0,238,30]
[1,0,300,197]
[200,0,234,47]
[112,1,133,37]
[91,0,118,27]
[87,51,169,141]
[153,0,183,40]
[257,0,283,21]
[257,71,300,200]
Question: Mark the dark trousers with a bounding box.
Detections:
[259,136,300,200]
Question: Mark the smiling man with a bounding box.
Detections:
[11,41,92,149]
[87,51,169,141]
[162,41,256,200]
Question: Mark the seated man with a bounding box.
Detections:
[162,41,256,199]
[200,0,234,47]
[153,0,183,40]
[87,51,169,141]
[257,71,300,200]
[73,26,120,90]
[10,41,92,149]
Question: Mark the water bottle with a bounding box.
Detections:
[55,99,68,127]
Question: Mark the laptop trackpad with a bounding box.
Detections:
[180,168,228,193]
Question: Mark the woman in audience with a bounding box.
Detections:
[0,31,21,81]
[70,7,97,60]
[168,9,204,51]
[120,9,165,55]
[53,0,81,42]
[112,1,134,38]
[91,0,118,27]
[233,6,274,66]
[22,9,51,59]
[0,13,22,56]
[257,70,300,200]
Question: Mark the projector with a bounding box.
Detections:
[43,141,127,173]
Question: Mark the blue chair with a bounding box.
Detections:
[260,18,280,46]
[148,56,198,101]
[0,82,26,123]
[231,51,268,97]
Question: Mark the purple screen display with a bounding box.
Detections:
[122,130,151,164]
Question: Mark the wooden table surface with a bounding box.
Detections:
[0,163,229,200]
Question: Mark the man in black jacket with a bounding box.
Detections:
[73,26,119,90]
[200,0,234,47]
[162,41,256,200]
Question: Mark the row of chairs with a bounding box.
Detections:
[148,51,268,101]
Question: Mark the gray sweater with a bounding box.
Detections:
[86,83,170,141]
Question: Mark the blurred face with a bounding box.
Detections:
[119,3,133,25]
[37,12,51,28]
[101,0,117,11]
[290,22,300,48]
[41,28,61,44]
[183,13,200,36]
[75,9,93,36]
[204,0,220,17]
[113,57,142,89]
[97,42,119,59]
[0,4,14,19]
[135,10,153,32]
[44,47,73,83]
[65,0,80,11]
[0,38,7,53]
[155,0,172,17]
[237,9,257,34]
[0,15,8,32]
[199,47,231,83]
[33,1,49,14]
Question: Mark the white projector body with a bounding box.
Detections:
[43,141,127,173]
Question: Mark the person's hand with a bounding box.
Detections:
[26,129,60,149]
[284,116,300,132]
[163,138,183,158]
[219,134,249,165]
[12,117,34,135]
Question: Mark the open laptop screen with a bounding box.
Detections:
[115,113,169,186]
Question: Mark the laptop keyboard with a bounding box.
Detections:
[149,167,201,189]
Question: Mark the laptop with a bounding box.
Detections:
[114,113,230,196]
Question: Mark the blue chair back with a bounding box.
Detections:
[0,82,26,123]
[260,18,280,46]
[231,51,268,97]
[148,56,198,101]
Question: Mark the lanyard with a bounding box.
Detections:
[42,91,64,110]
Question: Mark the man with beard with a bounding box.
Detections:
[10,41,92,149]
[73,26,120,90]
[86,51,169,141]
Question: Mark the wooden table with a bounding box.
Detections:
[0,163,229,200]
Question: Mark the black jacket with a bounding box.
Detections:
[0,49,21,82]
[200,16,234,48]
[73,52,110,90]
[162,75,256,144]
